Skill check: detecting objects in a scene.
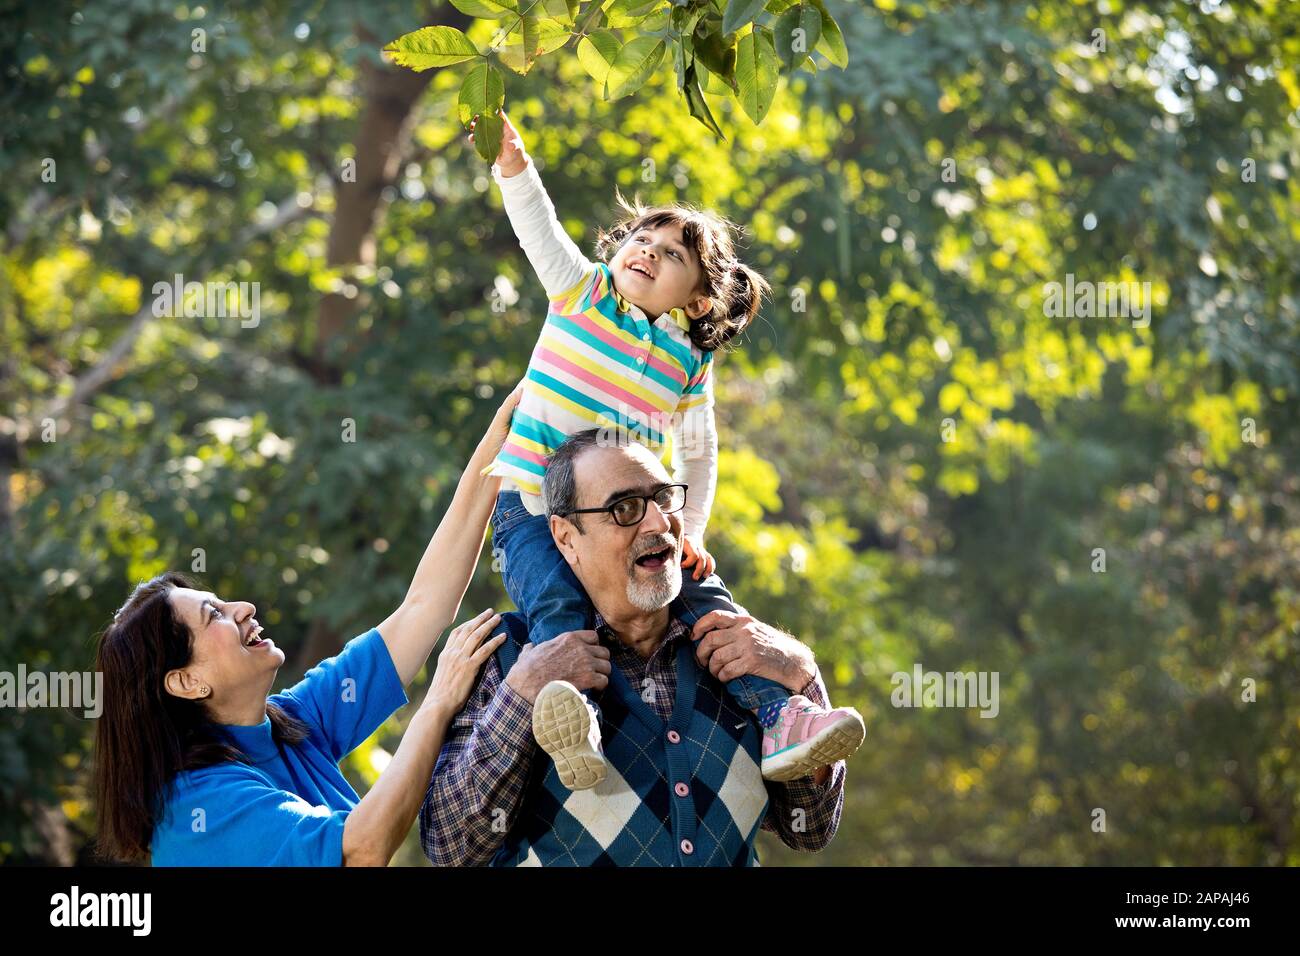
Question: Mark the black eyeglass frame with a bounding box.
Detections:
[559,483,689,527]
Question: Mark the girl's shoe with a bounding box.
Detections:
[532,680,608,791]
[760,696,865,781]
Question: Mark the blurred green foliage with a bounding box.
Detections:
[1,0,1297,865]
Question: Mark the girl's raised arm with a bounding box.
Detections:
[471,109,595,302]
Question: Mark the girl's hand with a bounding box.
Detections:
[471,380,524,468]
[424,608,506,716]
[468,109,528,177]
[680,535,716,581]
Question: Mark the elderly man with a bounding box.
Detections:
[419,430,859,866]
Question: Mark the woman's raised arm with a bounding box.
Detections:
[341,609,505,866]
[377,384,520,686]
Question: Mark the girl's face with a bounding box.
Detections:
[164,587,283,716]
[610,223,712,324]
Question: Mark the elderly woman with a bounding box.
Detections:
[92,387,520,866]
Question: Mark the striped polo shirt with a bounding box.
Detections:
[487,261,713,498]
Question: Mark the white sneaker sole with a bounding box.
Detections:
[532,680,607,791]
[761,709,866,782]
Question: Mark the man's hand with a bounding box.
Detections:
[504,629,611,704]
[680,534,716,581]
[691,610,816,693]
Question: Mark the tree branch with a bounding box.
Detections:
[10,194,319,445]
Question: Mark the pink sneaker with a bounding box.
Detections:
[760,696,865,781]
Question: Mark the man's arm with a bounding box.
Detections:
[760,669,848,852]
[418,656,537,866]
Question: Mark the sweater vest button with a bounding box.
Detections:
[680,839,694,855]
[674,782,690,797]
[667,730,681,743]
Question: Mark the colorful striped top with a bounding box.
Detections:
[485,157,718,539]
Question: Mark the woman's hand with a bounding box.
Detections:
[423,608,506,718]
[344,607,505,867]
[471,380,524,469]
[469,108,528,177]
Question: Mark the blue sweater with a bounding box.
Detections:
[151,628,406,866]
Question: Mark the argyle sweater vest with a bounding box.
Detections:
[490,612,769,867]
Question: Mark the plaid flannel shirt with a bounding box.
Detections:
[419,615,847,866]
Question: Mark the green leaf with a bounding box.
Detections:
[736,26,778,124]
[383,26,480,72]
[577,29,621,87]
[447,0,516,19]
[469,108,505,163]
[495,16,570,75]
[458,62,505,134]
[722,0,768,36]
[539,0,579,23]
[696,60,735,96]
[672,4,708,38]
[605,0,669,29]
[810,0,848,68]
[774,3,822,70]
[673,30,693,92]
[605,37,666,100]
[683,63,726,140]
[692,21,737,86]
[641,9,671,31]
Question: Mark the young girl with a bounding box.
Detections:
[470,110,865,790]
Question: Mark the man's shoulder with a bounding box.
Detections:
[479,612,530,698]
[493,612,531,661]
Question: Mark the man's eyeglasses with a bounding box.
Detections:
[561,484,688,527]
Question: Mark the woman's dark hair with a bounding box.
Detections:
[92,571,308,862]
[594,189,772,353]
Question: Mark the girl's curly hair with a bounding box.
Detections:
[593,187,771,353]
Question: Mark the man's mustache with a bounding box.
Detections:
[629,532,679,565]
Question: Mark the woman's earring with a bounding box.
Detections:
[200,685,210,697]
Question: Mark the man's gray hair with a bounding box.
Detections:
[542,429,608,530]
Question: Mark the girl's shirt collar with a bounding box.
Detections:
[611,283,692,333]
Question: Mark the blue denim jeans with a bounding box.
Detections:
[490,490,788,711]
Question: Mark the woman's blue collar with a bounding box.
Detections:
[217,714,278,763]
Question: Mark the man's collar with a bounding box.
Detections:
[593,610,690,650]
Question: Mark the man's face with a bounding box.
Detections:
[550,441,684,617]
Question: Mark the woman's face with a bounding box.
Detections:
[165,587,284,706]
